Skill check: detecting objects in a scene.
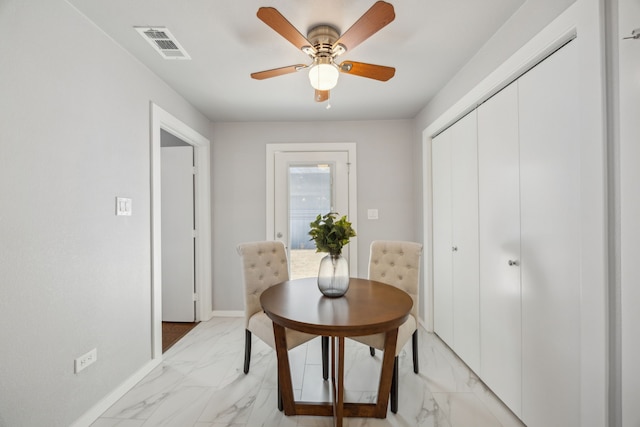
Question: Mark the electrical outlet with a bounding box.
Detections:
[74,348,97,373]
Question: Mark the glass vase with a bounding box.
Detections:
[317,254,350,297]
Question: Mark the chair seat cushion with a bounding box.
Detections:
[248,311,316,350]
[349,314,417,356]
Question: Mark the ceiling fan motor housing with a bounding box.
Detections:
[307,25,339,50]
[306,25,344,60]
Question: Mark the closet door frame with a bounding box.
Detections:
[422,7,607,425]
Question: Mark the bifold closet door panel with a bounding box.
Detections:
[477,82,522,416]
[432,128,454,347]
[518,41,581,427]
[450,110,480,373]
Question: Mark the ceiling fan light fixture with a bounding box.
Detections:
[252,3,396,100]
[309,62,339,91]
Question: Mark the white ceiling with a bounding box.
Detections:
[66,0,525,122]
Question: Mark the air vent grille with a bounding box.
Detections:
[155,39,178,50]
[134,26,190,60]
[144,30,168,39]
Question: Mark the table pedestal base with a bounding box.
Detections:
[273,323,399,427]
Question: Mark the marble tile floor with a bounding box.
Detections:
[92,317,526,427]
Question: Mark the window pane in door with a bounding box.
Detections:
[289,164,332,279]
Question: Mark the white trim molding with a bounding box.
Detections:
[151,103,213,358]
[211,310,244,318]
[70,359,161,427]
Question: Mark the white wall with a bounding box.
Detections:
[210,120,418,313]
[0,1,210,426]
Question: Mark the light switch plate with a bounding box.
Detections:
[367,209,379,220]
[116,197,132,216]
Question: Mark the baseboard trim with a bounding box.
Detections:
[419,317,432,333]
[70,358,161,427]
[211,310,243,317]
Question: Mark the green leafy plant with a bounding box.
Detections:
[309,212,356,256]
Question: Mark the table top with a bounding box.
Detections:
[260,277,413,337]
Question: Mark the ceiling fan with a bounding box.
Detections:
[250,1,396,102]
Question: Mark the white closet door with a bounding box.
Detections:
[432,128,454,346]
[451,110,480,373]
[519,41,580,426]
[477,82,522,415]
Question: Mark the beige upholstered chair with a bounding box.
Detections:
[350,240,423,413]
[237,240,329,406]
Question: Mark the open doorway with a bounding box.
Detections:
[151,103,212,358]
[161,132,195,322]
[160,131,198,352]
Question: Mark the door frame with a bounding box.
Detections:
[266,143,358,274]
[151,103,212,358]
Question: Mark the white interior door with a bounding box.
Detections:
[477,82,522,415]
[432,110,480,373]
[274,151,350,279]
[432,128,454,346]
[450,110,480,373]
[518,41,580,426]
[161,146,195,322]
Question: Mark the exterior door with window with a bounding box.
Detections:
[273,150,352,279]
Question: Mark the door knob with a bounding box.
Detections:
[452,246,458,252]
[508,260,520,266]
[276,232,283,238]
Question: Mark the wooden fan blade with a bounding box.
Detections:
[257,7,315,53]
[333,1,395,53]
[315,90,330,102]
[339,61,395,81]
[251,65,305,80]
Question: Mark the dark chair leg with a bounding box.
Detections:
[243,329,251,374]
[322,336,329,380]
[412,330,419,374]
[391,356,399,413]
[370,346,375,356]
[277,376,283,411]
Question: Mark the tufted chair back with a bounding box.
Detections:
[368,240,423,321]
[237,241,289,329]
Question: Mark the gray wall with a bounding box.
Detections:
[210,120,418,312]
[414,0,576,130]
[0,1,210,426]
[161,129,191,147]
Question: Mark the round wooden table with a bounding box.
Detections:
[260,277,413,427]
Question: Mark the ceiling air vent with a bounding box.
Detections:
[134,26,190,60]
